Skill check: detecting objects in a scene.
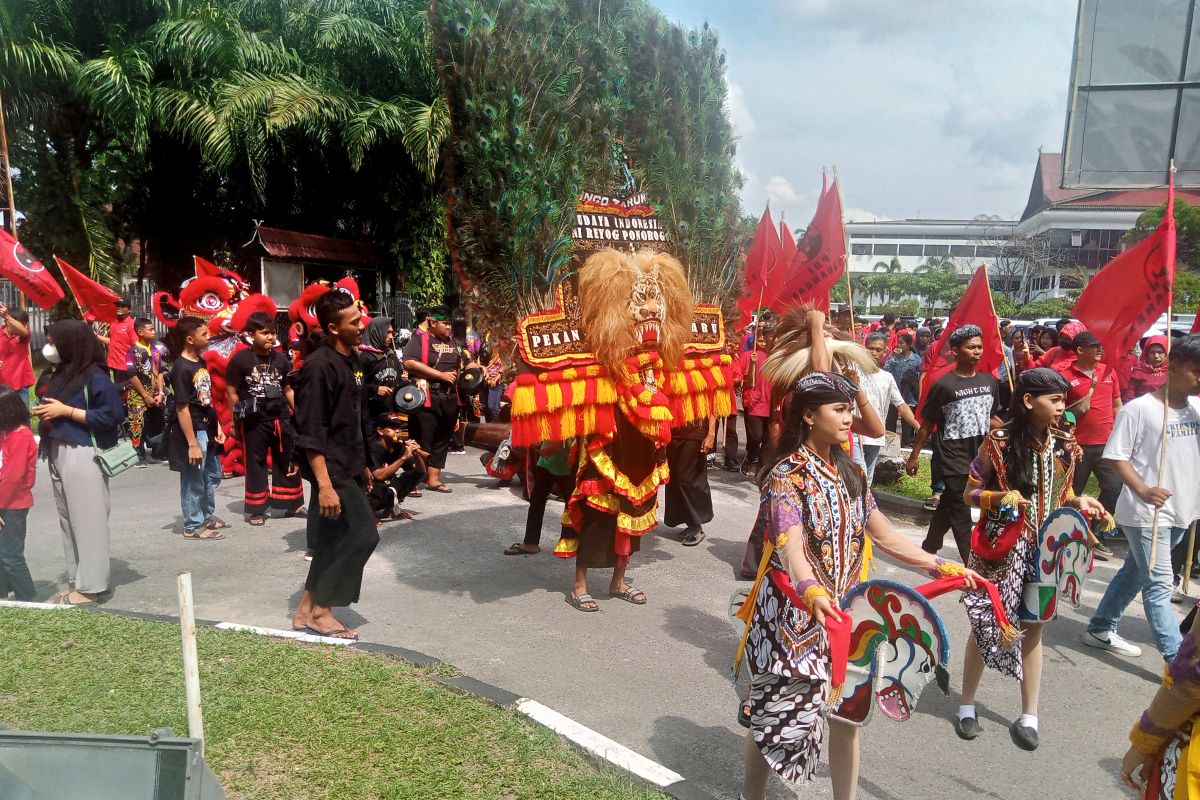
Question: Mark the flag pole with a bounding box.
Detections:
[1148,162,1177,569]
[0,92,27,314]
[0,90,15,237]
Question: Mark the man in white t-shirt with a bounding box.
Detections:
[861,332,920,484]
[1084,334,1200,661]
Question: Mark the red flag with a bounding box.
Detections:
[1191,311,1199,334]
[1073,174,1176,362]
[0,230,65,310]
[738,206,783,328]
[773,178,845,313]
[55,255,120,324]
[779,217,797,265]
[915,265,1004,421]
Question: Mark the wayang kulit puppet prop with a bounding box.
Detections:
[507,248,733,563]
[152,257,276,476]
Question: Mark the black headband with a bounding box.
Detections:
[794,371,859,405]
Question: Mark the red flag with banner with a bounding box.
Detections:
[1192,310,1199,334]
[779,217,797,266]
[738,206,783,328]
[772,178,845,313]
[915,265,1004,421]
[1073,174,1176,363]
[55,255,119,324]
[0,230,65,310]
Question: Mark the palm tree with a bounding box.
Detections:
[2,0,449,283]
[873,255,903,273]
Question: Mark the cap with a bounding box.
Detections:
[1071,330,1101,349]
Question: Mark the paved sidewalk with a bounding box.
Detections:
[19,453,1171,799]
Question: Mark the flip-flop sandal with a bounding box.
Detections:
[184,528,224,540]
[609,586,647,605]
[566,593,599,612]
[390,509,414,521]
[681,528,706,547]
[503,543,539,556]
[296,626,360,641]
[248,516,267,527]
[284,507,307,519]
[425,484,453,493]
[408,490,422,498]
[738,702,752,729]
[203,516,232,530]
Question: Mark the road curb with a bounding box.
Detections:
[0,600,720,800]
[873,488,932,523]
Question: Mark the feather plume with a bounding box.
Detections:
[762,303,878,396]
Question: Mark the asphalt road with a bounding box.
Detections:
[16,449,1172,800]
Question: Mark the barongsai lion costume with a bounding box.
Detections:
[153,258,276,476]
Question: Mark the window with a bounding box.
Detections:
[1070,230,1083,247]
[898,244,924,256]
[975,245,998,257]
[924,244,949,256]
[851,243,872,256]
[950,244,976,257]
[873,243,898,256]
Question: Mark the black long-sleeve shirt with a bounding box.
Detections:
[294,344,365,484]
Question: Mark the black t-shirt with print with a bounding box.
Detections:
[170,355,216,434]
[226,348,292,417]
[923,371,1000,476]
[402,330,460,391]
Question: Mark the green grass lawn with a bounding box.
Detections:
[0,608,667,800]
[872,452,1101,501]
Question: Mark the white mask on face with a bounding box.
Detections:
[42,343,61,364]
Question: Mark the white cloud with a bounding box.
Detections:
[764,175,800,207]
[726,79,756,137]
[842,206,884,223]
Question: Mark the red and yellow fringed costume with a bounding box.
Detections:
[508,249,732,566]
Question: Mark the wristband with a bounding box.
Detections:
[800,582,831,613]
[1129,722,1169,755]
[928,557,967,580]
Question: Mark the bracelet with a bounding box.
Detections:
[928,557,967,579]
[800,582,831,613]
[776,531,790,548]
[1129,722,1170,755]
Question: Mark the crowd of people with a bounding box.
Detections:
[0,294,514,631]
[0,287,1197,799]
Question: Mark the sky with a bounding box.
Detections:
[652,0,1079,225]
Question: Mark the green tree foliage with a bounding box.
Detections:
[1016,297,1075,320]
[3,0,448,292]
[1127,198,1200,270]
[432,0,743,322]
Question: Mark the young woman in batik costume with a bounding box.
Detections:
[740,371,981,800]
[956,367,1107,751]
[1122,610,1200,797]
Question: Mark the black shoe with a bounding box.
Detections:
[955,715,982,740]
[723,461,740,473]
[1010,721,1039,751]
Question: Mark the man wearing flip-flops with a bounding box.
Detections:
[290,291,380,641]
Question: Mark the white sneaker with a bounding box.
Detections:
[1082,630,1142,657]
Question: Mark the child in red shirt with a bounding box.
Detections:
[0,386,37,600]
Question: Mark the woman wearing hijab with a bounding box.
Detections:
[955,368,1107,751]
[738,371,981,800]
[32,320,125,606]
[1124,335,1169,402]
[359,317,403,430]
